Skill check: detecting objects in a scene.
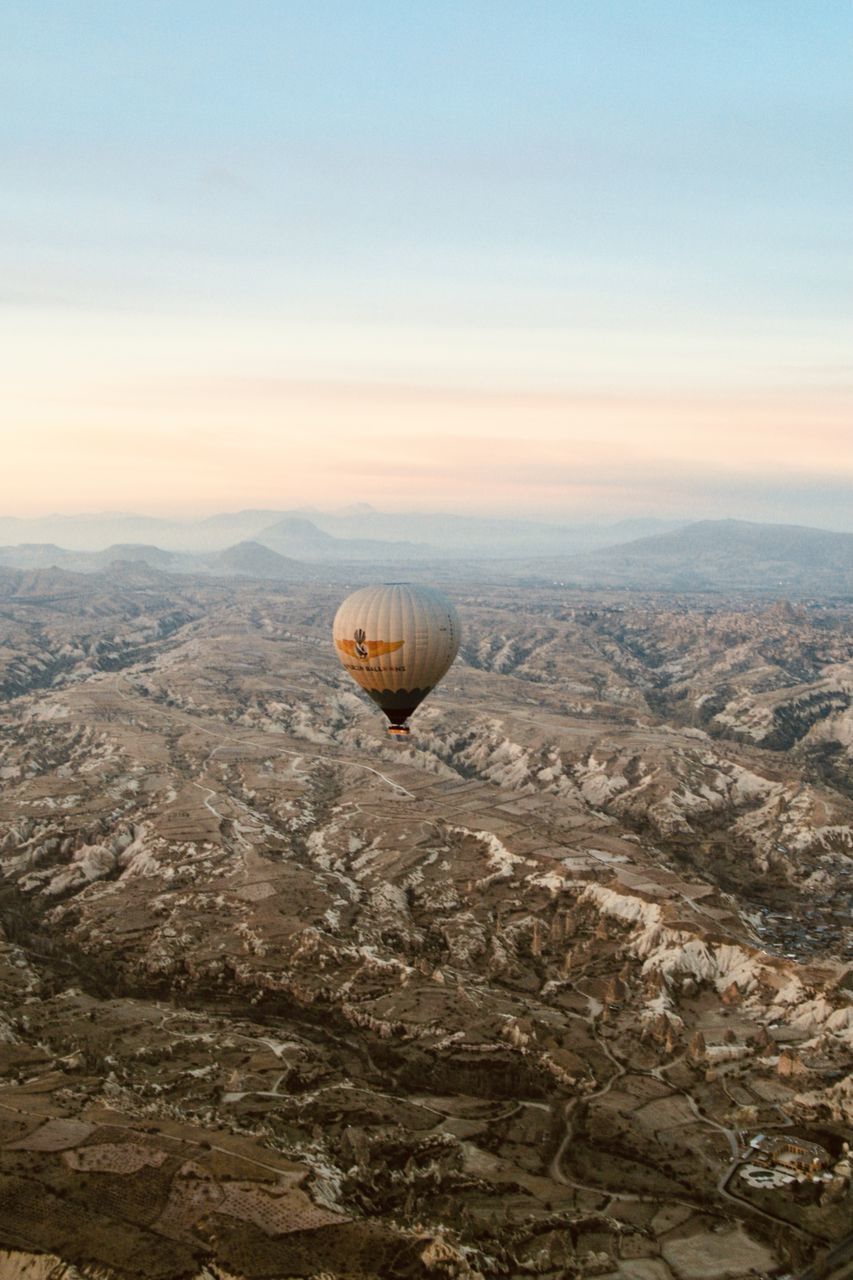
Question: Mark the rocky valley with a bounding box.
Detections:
[0,565,850,1280]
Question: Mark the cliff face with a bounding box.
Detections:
[0,575,850,1278]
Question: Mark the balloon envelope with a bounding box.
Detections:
[333,583,461,733]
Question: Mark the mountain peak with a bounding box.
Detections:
[336,502,378,516]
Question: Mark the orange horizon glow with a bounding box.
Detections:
[4,368,851,522]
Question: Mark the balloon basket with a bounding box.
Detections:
[388,725,410,736]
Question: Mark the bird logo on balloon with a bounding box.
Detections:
[336,631,405,662]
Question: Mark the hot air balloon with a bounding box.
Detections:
[333,583,460,736]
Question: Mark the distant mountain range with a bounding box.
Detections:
[0,508,684,558]
[0,540,317,581]
[539,519,853,594]
[272,509,681,558]
[0,516,849,594]
[257,516,432,562]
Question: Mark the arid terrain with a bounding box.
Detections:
[0,564,850,1279]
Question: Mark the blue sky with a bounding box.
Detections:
[2,2,851,521]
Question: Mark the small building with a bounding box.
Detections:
[749,1133,831,1174]
[705,1042,750,1064]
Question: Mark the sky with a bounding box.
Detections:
[2,1,851,526]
